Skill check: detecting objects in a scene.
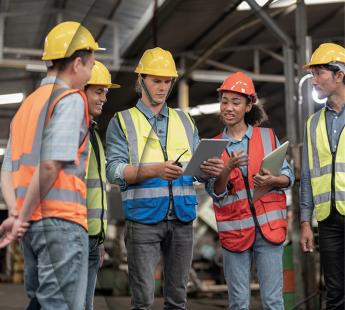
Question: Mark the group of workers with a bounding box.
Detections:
[0,20,343,310]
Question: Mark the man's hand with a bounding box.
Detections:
[99,244,105,268]
[253,168,274,188]
[200,158,225,177]
[300,221,314,253]
[0,216,30,249]
[158,161,183,181]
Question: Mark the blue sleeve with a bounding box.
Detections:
[105,115,129,190]
[1,136,12,171]
[275,136,295,188]
[299,126,314,222]
[41,93,85,162]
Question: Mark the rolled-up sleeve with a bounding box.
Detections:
[205,177,228,203]
[299,127,314,223]
[106,115,129,190]
[275,136,295,188]
[1,137,12,172]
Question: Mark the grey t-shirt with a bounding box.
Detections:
[1,76,86,171]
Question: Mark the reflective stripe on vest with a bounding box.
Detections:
[307,108,345,221]
[86,130,108,236]
[10,84,89,229]
[213,127,287,252]
[117,107,197,223]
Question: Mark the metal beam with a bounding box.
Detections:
[245,0,294,47]
[186,54,253,75]
[0,14,3,61]
[181,5,289,79]
[190,70,285,84]
[3,47,115,60]
[119,0,167,56]
[283,47,297,144]
[178,58,189,111]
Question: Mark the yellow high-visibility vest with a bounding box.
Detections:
[86,129,107,238]
[307,108,345,221]
[116,106,197,223]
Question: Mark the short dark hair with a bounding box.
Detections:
[312,64,345,84]
[51,49,93,72]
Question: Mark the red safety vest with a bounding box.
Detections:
[10,83,89,229]
[213,127,287,252]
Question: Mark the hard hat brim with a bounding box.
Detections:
[109,83,121,89]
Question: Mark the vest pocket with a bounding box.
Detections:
[259,193,287,230]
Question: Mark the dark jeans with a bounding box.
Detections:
[85,237,100,310]
[318,209,345,310]
[125,220,193,310]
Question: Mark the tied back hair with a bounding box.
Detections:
[245,102,268,127]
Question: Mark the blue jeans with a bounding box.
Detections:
[222,229,284,310]
[85,237,100,310]
[22,218,89,310]
[125,220,193,310]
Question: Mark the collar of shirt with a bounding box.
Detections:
[136,99,169,120]
[90,120,98,130]
[325,102,345,115]
[221,125,253,144]
[40,76,70,89]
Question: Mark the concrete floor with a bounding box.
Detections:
[0,283,230,309]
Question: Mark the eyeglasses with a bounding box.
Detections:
[173,149,188,167]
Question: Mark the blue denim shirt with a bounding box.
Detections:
[106,100,204,219]
[207,125,295,202]
[300,102,345,222]
[106,100,200,190]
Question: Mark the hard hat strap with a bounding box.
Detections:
[139,75,176,106]
[331,62,345,74]
[139,75,160,106]
[165,78,176,101]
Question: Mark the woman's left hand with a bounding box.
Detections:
[253,168,274,188]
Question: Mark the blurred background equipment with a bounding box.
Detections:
[0,1,343,309]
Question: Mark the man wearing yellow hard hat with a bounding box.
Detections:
[300,42,345,309]
[84,61,120,310]
[106,47,224,309]
[0,21,102,309]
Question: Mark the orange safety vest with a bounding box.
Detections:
[10,83,90,230]
[213,127,287,252]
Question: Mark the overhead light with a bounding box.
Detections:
[189,103,220,116]
[312,88,327,104]
[237,0,344,10]
[25,63,47,72]
[0,93,25,105]
[0,148,5,156]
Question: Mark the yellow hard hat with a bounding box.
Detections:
[304,43,345,69]
[42,21,104,61]
[87,61,120,88]
[135,47,178,77]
